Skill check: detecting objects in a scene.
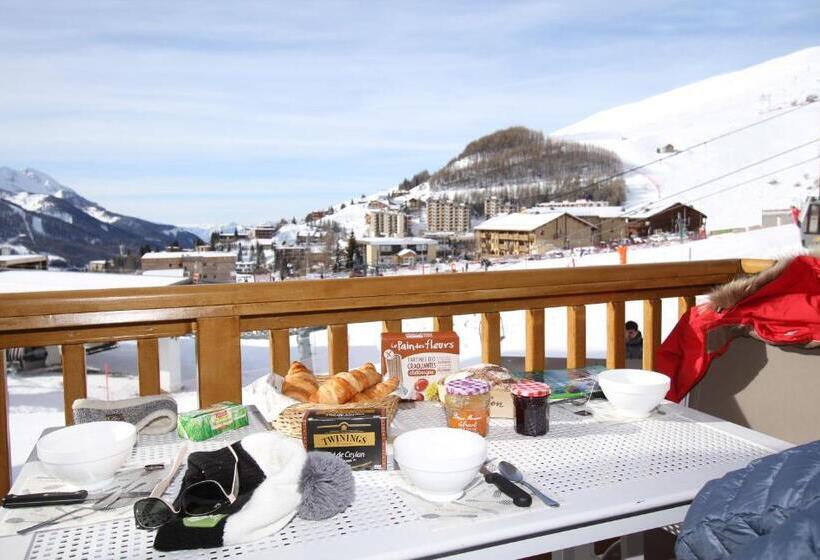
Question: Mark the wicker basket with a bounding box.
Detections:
[271,395,400,438]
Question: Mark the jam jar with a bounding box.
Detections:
[444,378,491,437]
[511,381,551,436]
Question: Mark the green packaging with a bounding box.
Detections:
[177,401,249,441]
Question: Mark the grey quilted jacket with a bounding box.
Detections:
[676,439,820,559]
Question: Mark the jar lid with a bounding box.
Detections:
[510,381,551,398]
[445,378,490,396]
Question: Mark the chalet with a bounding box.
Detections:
[474,212,597,256]
[623,202,706,237]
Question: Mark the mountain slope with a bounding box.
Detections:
[0,168,202,264]
[555,47,820,230]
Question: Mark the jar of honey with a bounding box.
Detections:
[444,378,491,437]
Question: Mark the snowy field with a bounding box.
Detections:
[6,224,805,480]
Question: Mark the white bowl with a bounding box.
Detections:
[393,427,487,502]
[36,421,137,489]
[597,369,671,418]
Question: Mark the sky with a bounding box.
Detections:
[1,1,819,226]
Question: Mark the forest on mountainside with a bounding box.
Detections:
[430,126,626,208]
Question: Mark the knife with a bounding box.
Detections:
[2,490,150,508]
[479,465,532,507]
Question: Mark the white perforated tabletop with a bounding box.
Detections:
[1,402,790,560]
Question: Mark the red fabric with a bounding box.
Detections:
[656,256,820,402]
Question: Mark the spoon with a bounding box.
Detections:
[497,462,560,508]
[421,513,477,519]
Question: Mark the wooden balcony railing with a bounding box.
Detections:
[0,259,771,495]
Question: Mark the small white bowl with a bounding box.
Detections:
[598,369,671,418]
[36,421,137,489]
[393,427,487,502]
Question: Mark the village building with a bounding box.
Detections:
[0,254,48,270]
[427,199,470,233]
[531,203,628,244]
[360,237,438,268]
[484,196,518,218]
[367,210,407,237]
[140,251,236,283]
[474,212,597,256]
[250,223,276,239]
[88,260,107,272]
[623,202,706,238]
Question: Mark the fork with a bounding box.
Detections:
[17,480,142,535]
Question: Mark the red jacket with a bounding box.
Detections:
[656,256,820,402]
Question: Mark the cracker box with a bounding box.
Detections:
[381,331,460,400]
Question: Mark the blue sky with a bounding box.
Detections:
[1,1,818,226]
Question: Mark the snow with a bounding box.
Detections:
[0,167,70,196]
[5,192,48,213]
[83,205,120,224]
[29,216,43,235]
[140,250,233,260]
[475,212,567,232]
[554,47,820,231]
[0,270,189,293]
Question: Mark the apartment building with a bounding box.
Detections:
[484,196,518,218]
[367,210,407,237]
[474,212,596,256]
[426,199,470,233]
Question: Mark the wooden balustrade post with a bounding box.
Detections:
[606,301,625,369]
[196,317,242,407]
[269,329,290,376]
[137,338,161,396]
[642,299,662,370]
[328,324,349,374]
[61,344,87,425]
[0,350,10,497]
[525,309,545,372]
[567,305,586,368]
[481,312,501,365]
[678,296,696,318]
[382,320,402,333]
[434,316,454,332]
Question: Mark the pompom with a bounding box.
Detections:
[297,452,355,520]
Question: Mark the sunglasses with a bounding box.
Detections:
[133,443,239,530]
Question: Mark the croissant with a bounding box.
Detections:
[350,376,399,403]
[336,368,370,393]
[312,374,357,404]
[282,361,319,403]
[359,362,383,387]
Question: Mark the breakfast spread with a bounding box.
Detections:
[443,378,491,437]
[302,409,388,470]
[177,401,249,441]
[381,331,460,400]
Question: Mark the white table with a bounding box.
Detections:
[1,401,790,560]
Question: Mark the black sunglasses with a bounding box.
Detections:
[134,444,239,530]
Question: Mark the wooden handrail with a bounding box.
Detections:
[0,258,775,496]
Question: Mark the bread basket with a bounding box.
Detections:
[272,394,400,438]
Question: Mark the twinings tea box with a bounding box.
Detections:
[302,409,387,470]
[381,332,460,401]
[177,401,249,441]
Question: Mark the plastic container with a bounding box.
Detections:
[443,378,491,437]
[511,381,551,436]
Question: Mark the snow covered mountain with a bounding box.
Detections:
[555,47,820,231]
[0,167,203,265]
